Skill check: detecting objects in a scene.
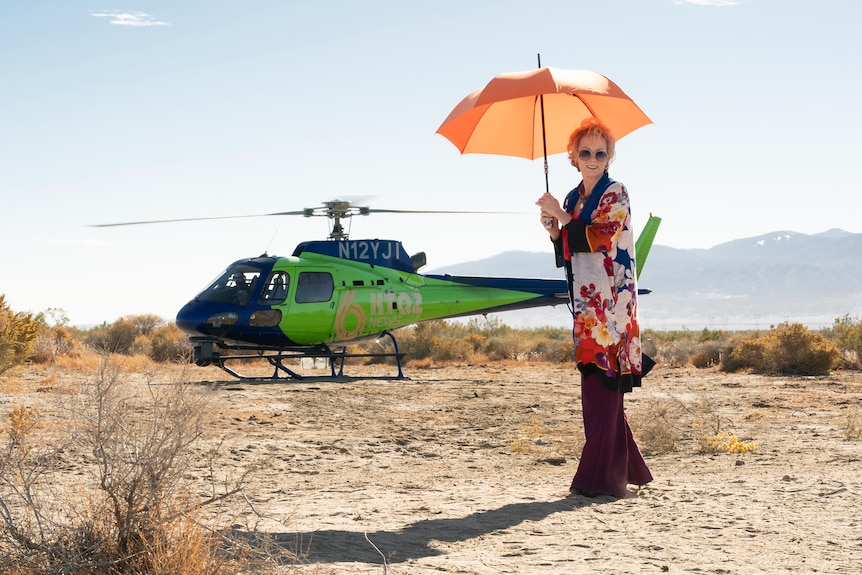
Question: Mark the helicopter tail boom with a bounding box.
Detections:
[423,274,569,316]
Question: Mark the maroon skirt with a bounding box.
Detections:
[570,371,653,497]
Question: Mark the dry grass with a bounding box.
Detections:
[508,415,583,459]
[845,410,862,440]
[0,357,298,575]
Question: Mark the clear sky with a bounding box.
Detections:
[2,0,860,326]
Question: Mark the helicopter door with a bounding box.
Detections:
[284,269,336,345]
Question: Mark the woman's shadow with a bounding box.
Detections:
[254,495,610,565]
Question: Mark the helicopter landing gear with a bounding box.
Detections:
[189,333,408,381]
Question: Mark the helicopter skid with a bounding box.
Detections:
[189,334,408,381]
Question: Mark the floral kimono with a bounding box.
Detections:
[553,173,650,393]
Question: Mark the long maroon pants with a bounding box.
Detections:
[570,371,653,497]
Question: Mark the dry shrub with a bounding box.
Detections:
[826,315,862,369]
[53,346,105,371]
[565,327,769,370]
[554,339,574,363]
[697,431,758,454]
[719,339,758,373]
[82,314,175,357]
[30,324,81,364]
[642,329,739,369]
[0,401,68,570]
[653,339,702,368]
[129,333,153,357]
[397,320,443,360]
[0,296,39,375]
[488,325,571,363]
[483,334,524,361]
[28,312,190,366]
[0,356,273,574]
[724,322,839,375]
[396,319,573,364]
[83,314,192,362]
[128,505,245,575]
[764,322,838,375]
[630,392,760,456]
[689,343,722,368]
[148,323,192,363]
[688,396,757,454]
[406,357,434,369]
[54,350,154,374]
[630,396,688,455]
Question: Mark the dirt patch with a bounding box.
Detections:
[3,362,862,574]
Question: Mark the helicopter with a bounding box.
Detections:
[97,199,661,380]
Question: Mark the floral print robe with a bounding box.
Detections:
[553,173,647,393]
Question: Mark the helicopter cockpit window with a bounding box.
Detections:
[259,271,289,304]
[198,267,261,306]
[295,272,334,303]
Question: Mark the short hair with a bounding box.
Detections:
[566,118,616,170]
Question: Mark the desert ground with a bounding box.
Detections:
[4,361,862,574]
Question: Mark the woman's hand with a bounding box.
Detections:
[536,192,564,219]
[536,192,570,232]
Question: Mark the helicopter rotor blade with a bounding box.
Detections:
[90,210,310,228]
[91,200,523,228]
[366,208,511,215]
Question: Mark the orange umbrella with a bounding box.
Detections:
[436,65,651,191]
[437,66,651,159]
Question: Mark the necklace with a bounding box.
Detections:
[576,190,590,212]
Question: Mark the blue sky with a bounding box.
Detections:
[2,0,860,326]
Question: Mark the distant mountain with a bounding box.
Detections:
[427,230,862,330]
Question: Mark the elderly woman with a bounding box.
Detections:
[536,117,653,498]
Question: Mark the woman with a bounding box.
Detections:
[536,117,653,498]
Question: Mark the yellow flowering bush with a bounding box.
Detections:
[698,431,758,454]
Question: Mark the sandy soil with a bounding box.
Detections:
[4,361,862,574]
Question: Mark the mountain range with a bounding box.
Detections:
[427,229,862,331]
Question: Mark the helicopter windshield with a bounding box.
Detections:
[198,265,261,306]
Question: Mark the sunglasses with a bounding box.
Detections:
[577,149,609,162]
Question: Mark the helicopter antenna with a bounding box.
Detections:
[264,228,279,256]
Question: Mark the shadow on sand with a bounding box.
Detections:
[246,496,610,565]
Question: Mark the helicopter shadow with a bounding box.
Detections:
[246,496,609,565]
[193,375,400,389]
[193,374,522,392]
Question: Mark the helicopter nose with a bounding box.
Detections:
[175,300,208,336]
[176,301,239,337]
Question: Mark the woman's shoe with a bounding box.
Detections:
[569,487,600,498]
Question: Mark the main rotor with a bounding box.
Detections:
[92,198,501,241]
[303,200,372,241]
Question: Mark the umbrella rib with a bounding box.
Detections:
[573,94,598,123]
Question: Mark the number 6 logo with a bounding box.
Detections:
[335,290,366,340]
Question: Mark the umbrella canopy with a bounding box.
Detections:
[436,67,651,161]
